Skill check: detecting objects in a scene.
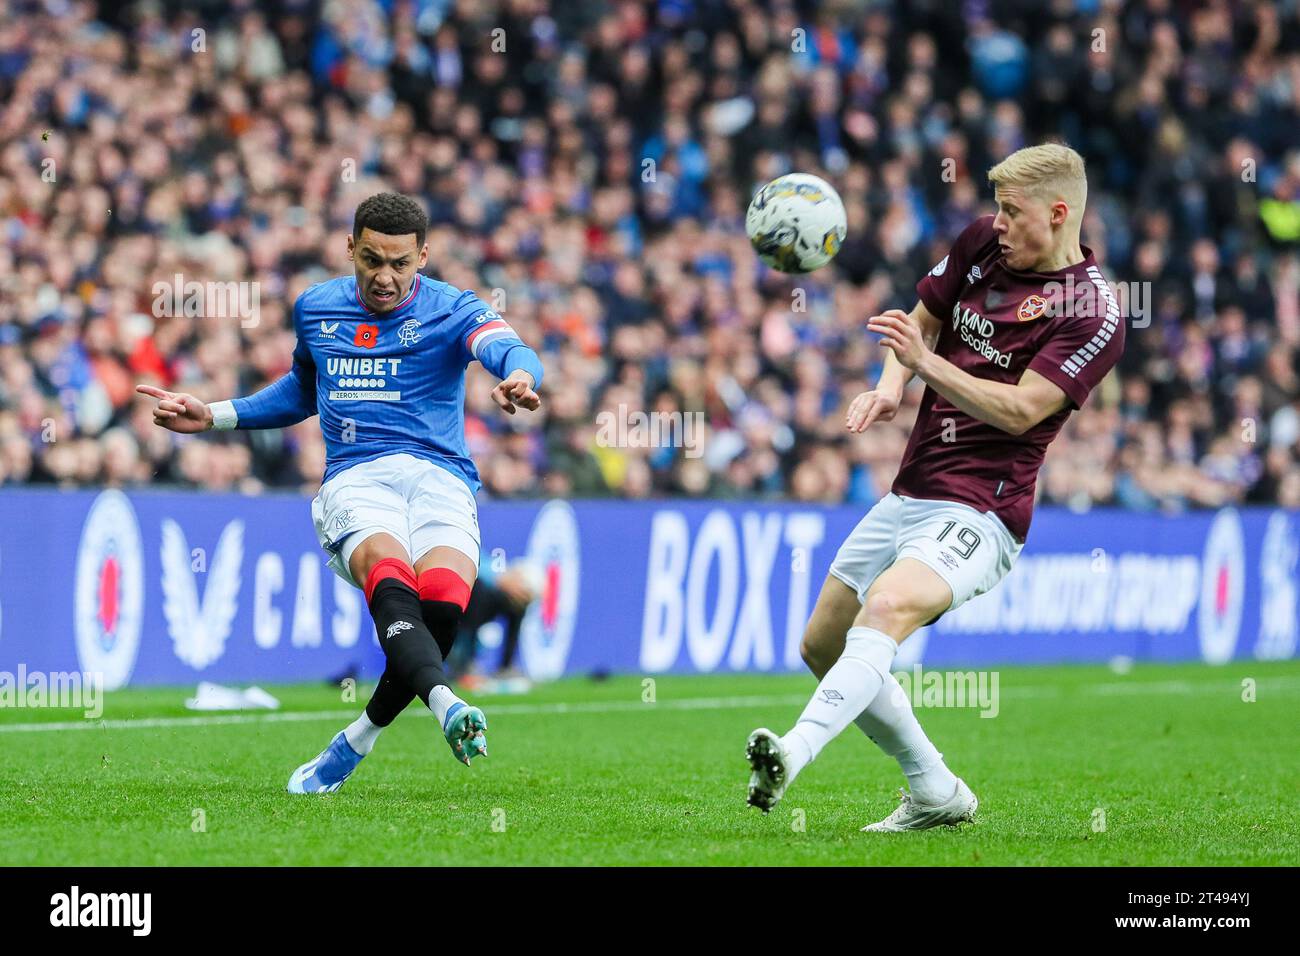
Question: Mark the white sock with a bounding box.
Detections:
[427,684,463,727]
[852,674,959,805]
[342,712,382,756]
[781,627,898,783]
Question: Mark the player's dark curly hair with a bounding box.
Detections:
[353,192,428,247]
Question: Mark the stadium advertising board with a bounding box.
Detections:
[0,490,1295,686]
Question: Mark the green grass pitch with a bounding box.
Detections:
[1,660,1296,866]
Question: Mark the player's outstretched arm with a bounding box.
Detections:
[457,294,545,416]
[137,349,317,433]
[215,361,317,430]
[477,331,544,416]
[490,369,541,415]
[135,384,214,433]
[869,310,1069,435]
[846,302,942,433]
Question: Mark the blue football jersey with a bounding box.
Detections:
[230,274,544,492]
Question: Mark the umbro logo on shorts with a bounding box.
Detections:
[820,689,844,705]
[386,621,414,640]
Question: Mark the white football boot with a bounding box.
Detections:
[861,778,978,832]
[745,728,790,813]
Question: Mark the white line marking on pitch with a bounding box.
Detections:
[0,694,812,733]
[0,675,1296,734]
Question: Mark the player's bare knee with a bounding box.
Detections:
[800,576,859,674]
[349,533,411,588]
[798,635,814,666]
[860,589,928,636]
[799,619,845,674]
[799,635,827,675]
[862,589,900,623]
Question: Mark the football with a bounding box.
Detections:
[745,173,848,274]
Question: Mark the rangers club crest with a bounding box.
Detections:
[398,319,421,346]
[1018,294,1047,321]
[332,508,356,537]
[75,491,145,690]
[519,500,581,681]
[1198,508,1245,664]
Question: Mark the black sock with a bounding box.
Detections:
[420,598,464,661]
[365,592,467,725]
[364,668,416,727]
[369,578,447,707]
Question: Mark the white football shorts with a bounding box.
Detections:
[828,493,1022,615]
[310,453,480,589]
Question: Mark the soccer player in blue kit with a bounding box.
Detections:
[137,193,544,793]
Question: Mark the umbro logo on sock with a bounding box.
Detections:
[386,621,414,639]
[820,689,844,704]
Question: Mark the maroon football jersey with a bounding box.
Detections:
[891,215,1125,541]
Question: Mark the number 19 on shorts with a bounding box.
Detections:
[935,520,981,560]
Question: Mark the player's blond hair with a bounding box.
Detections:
[987,143,1087,221]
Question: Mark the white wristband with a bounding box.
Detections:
[209,400,238,431]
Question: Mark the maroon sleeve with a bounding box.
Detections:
[1027,299,1126,409]
[915,215,998,319]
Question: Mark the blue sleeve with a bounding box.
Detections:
[231,301,318,428]
[454,291,545,389]
[494,341,545,389]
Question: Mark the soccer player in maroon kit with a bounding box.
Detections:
[746,144,1126,831]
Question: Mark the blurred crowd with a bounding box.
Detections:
[2,0,1299,516]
